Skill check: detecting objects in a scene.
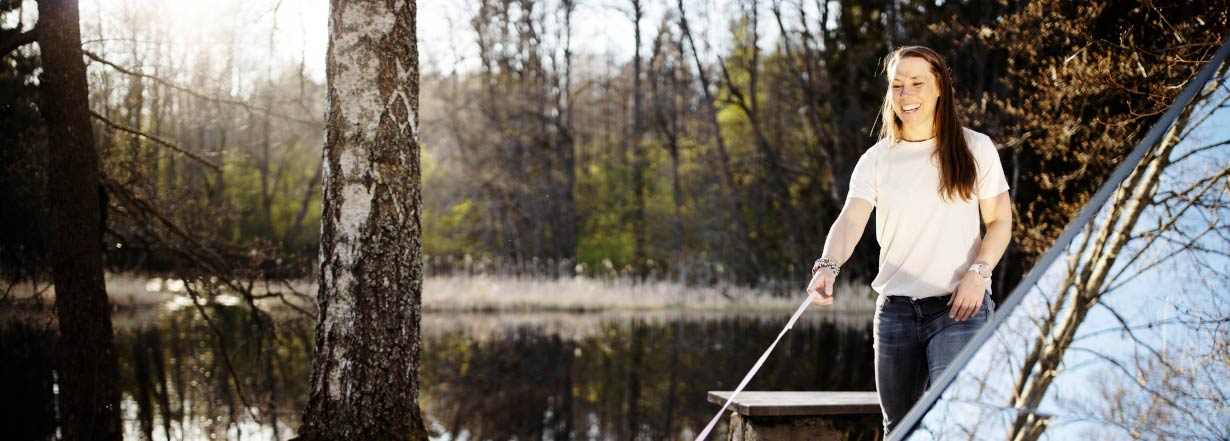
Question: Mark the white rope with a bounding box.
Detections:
[694,295,814,441]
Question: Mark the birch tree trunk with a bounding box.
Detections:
[298,0,426,439]
[36,0,124,439]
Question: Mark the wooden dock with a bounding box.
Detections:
[707,391,881,441]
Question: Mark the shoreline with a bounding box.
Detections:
[2,273,879,316]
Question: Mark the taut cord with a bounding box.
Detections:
[694,295,814,441]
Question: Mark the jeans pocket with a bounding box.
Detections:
[983,291,996,321]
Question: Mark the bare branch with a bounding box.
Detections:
[182,281,264,423]
[88,109,222,172]
[81,49,321,128]
[0,27,37,59]
[1169,138,1230,164]
[1074,315,1230,343]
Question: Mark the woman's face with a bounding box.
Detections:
[889,56,941,134]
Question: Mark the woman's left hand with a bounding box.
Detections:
[948,271,987,321]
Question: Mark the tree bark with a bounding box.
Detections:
[36,0,124,439]
[124,26,144,189]
[297,0,427,440]
[556,0,578,266]
[629,0,648,274]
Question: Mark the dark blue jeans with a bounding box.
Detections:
[873,291,994,435]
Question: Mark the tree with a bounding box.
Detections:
[626,0,648,273]
[28,0,125,439]
[297,0,427,439]
[1005,62,1229,440]
[676,0,762,276]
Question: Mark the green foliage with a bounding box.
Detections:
[576,156,637,271]
[424,198,483,256]
[422,147,485,257]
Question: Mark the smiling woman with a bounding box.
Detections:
[894,38,1230,441]
[805,45,1013,436]
[887,58,942,141]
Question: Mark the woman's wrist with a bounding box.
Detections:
[812,257,841,278]
[968,261,993,280]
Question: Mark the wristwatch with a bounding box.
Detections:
[968,263,992,280]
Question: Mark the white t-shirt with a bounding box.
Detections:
[846,128,1010,298]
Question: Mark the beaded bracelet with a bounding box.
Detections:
[811,257,841,278]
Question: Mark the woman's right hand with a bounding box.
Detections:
[807,268,837,306]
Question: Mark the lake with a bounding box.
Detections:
[2,302,879,440]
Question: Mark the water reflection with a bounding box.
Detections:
[899,47,1230,440]
[0,321,57,441]
[2,307,877,440]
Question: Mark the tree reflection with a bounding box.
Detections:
[109,306,313,440]
[421,315,877,440]
[0,321,57,441]
[2,309,877,441]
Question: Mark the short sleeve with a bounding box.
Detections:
[846,148,877,206]
[974,135,1011,199]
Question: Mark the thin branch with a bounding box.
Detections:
[1169,138,1230,164]
[1105,164,1230,289]
[0,278,15,305]
[103,178,256,303]
[183,280,264,423]
[1074,315,1230,342]
[1064,346,1188,412]
[89,109,222,172]
[0,27,37,59]
[81,49,322,128]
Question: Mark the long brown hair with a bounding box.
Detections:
[878,46,975,201]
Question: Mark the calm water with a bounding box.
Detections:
[2,305,878,441]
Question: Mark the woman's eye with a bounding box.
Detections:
[892,85,902,89]
[912,83,922,87]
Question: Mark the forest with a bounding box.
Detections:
[3,0,1225,294]
[1,0,1228,440]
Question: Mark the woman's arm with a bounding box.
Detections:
[807,198,874,305]
[974,191,1013,269]
[950,191,1013,319]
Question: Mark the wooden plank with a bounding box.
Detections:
[707,391,881,417]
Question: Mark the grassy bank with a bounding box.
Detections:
[3,273,879,314]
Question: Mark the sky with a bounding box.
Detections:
[64,0,674,83]
[59,0,778,84]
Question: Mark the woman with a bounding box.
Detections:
[805,46,1013,434]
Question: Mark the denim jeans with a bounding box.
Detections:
[873,290,994,435]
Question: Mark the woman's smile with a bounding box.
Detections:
[889,56,942,139]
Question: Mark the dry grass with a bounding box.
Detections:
[2,273,879,314]
[420,309,875,341]
[420,274,877,313]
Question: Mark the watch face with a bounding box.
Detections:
[977,264,992,279]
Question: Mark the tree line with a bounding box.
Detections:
[2,1,1226,294]
[420,0,1229,295]
[1,0,1227,439]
